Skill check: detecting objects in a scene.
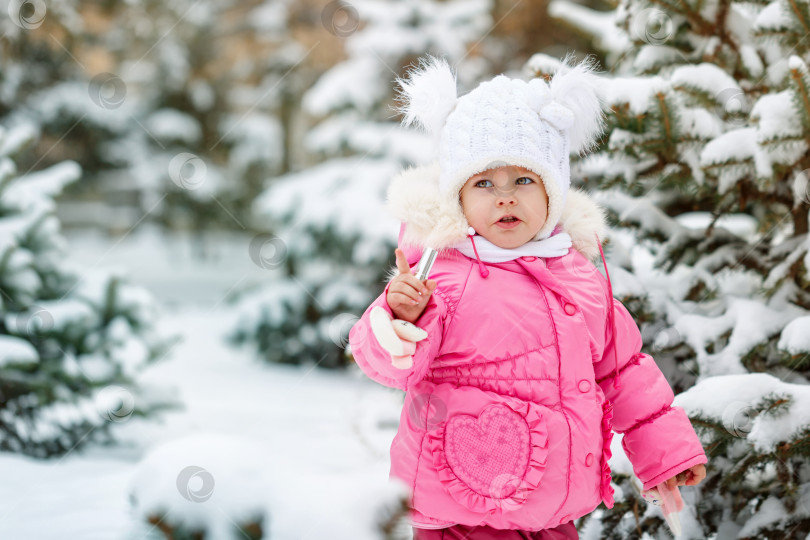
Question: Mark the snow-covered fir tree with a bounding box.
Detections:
[107,0,292,248]
[542,0,810,536]
[0,125,179,458]
[1,0,291,246]
[231,0,495,371]
[0,0,125,185]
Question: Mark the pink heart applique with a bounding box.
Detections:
[444,404,530,499]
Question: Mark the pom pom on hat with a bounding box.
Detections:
[547,53,606,155]
[392,54,458,136]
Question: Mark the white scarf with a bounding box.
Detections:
[449,231,573,262]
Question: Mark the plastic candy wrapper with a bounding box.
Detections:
[635,473,686,537]
[369,306,428,369]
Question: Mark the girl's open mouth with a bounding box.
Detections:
[496,216,521,229]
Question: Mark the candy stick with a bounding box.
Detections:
[638,473,687,538]
[414,247,438,281]
[655,480,684,537]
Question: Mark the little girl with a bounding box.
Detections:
[348,54,707,539]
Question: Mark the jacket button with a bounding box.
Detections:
[585,453,594,466]
[578,380,591,393]
[564,303,576,315]
[521,256,536,262]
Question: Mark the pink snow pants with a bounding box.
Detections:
[412,520,578,540]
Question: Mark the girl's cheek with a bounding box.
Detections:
[470,201,490,220]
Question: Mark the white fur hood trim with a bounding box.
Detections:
[386,162,609,263]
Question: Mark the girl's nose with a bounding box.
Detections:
[496,193,516,206]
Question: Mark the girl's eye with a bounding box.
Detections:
[474,177,535,188]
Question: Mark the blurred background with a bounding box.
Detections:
[2,0,810,538]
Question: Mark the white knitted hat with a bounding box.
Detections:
[394,54,606,241]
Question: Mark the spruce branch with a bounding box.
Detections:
[788,60,810,134]
[786,0,810,36]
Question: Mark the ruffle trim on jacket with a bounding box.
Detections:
[600,399,615,508]
[424,401,550,515]
[408,508,457,529]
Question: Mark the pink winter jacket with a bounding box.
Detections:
[348,163,707,530]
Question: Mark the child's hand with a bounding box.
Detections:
[664,463,706,489]
[386,248,437,324]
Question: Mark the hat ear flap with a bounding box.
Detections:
[547,54,607,155]
[393,54,458,136]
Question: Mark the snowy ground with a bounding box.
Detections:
[0,227,410,540]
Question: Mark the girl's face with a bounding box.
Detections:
[459,165,548,249]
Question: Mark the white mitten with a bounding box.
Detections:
[369,306,428,369]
